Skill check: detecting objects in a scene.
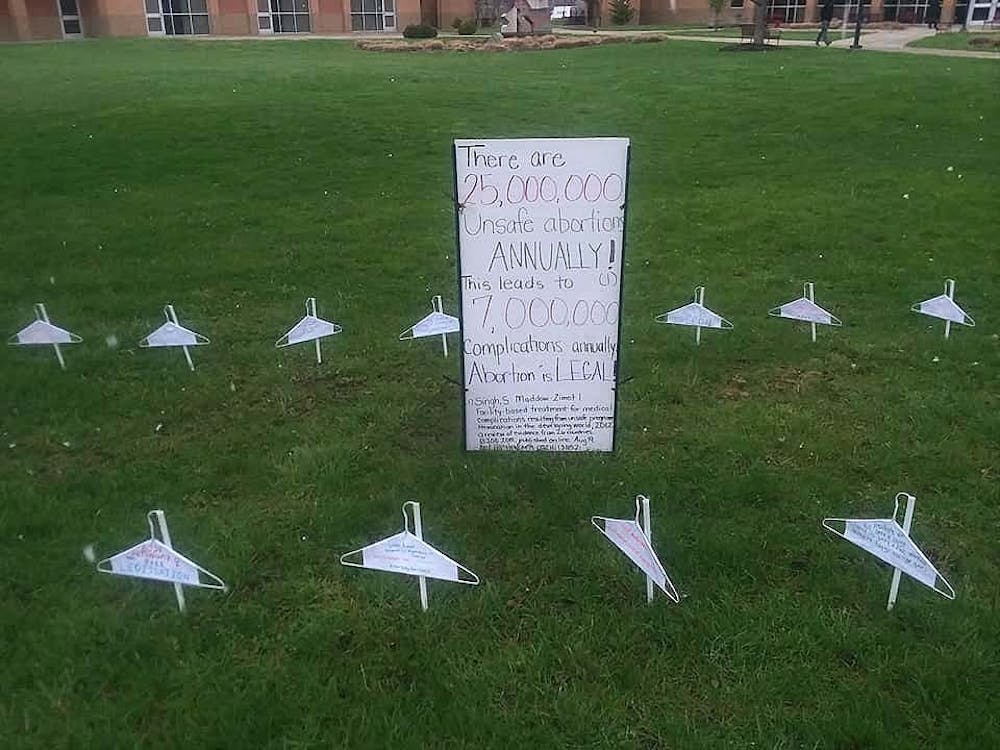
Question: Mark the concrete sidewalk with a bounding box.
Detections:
[652,26,999,60]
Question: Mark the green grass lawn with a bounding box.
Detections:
[1,38,998,748]
[909,30,1000,52]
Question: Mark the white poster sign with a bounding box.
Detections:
[400,295,460,357]
[8,303,82,369]
[97,510,226,612]
[342,531,476,583]
[108,538,201,585]
[769,282,841,342]
[823,492,954,609]
[139,305,209,371]
[911,279,975,338]
[341,501,479,611]
[841,520,938,588]
[655,286,732,344]
[592,495,679,603]
[276,297,342,364]
[455,137,629,452]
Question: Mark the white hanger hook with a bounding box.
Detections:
[634,494,648,524]
[402,501,418,534]
[892,492,914,521]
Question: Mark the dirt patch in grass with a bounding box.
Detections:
[356,34,667,53]
[763,367,829,395]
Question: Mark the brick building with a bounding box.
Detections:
[1,0,996,41]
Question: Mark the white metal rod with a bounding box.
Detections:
[944,320,951,340]
[887,494,916,611]
[412,503,428,611]
[315,338,322,364]
[53,343,66,369]
[442,334,448,358]
[182,345,195,371]
[811,322,817,343]
[695,326,702,345]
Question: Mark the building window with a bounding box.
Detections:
[266,0,311,32]
[882,0,929,22]
[351,0,396,31]
[767,0,806,22]
[145,0,210,35]
[730,0,745,7]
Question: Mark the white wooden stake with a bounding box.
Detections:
[411,502,429,611]
[640,495,654,604]
[944,279,955,340]
[806,282,817,343]
[695,287,704,345]
[432,295,449,358]
[887,493,916,611]
[35,304,68,370]
[151,510,186,613]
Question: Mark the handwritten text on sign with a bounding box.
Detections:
[109,539,200,585]
[843,519,938,588]
[455,138,629,452]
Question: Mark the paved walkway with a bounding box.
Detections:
[638,26,999,60]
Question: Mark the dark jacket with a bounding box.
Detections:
[820,0,835,22]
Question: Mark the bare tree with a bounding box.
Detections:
[749,0,768,47]
[707,0,726,28]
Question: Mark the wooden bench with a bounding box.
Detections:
[739,23,782,46]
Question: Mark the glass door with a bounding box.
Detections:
[966,0,998,24]
[57,0,84,37]
[146,0,165,35]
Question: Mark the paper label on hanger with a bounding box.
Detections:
[355,531,467,582]
[411,311,460,338]
[842,519,938,587]
[918,294,967,324]
[779,298,833,324]
[600,518,669,592]
[664,302,725,328]
[108,539,200,585]
[284,315,340,345]
[15,320,76,344]
[143,322,201,347]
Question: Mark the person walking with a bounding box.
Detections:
[816,0,835,46]
[927,0,941,30]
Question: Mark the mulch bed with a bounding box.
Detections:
[356,33,668,53]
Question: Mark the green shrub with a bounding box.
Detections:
[457,18,478,35]
[609,0,634,24]
[452,17,463,30]
[402,24,438,39]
